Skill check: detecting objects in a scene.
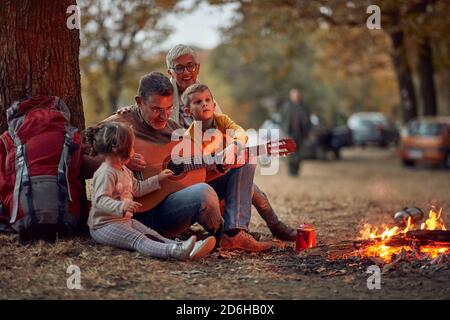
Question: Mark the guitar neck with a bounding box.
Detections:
[177,143,269,173]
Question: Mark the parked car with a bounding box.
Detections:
[328,126,353,158]
[399,117,450,168]
[347,112,397,147]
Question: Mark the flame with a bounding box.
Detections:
[358,208,448,262]
[420,207,446,231]
[359,216,412,241]
[420,246,449,259]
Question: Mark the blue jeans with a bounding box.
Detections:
[207,163,256,231]
[133,183,223,238]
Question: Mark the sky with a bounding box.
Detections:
[160,0,240,50]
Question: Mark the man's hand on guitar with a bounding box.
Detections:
[126,153,147,171]
[158,169,174,182]
[123,200,142,214]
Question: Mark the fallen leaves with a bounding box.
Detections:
[327,269,347,277]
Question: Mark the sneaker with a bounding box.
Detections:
[170,235,196,260]
[189,236,216,260]
[220,230,273,252]
[270,221,297,241]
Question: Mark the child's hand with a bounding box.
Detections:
[158,169,173,182]
[123,200,142,214]
[124,211,134,218]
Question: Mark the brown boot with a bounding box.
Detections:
[220,230,273,252]
[270,221,297,242]
[252,184,296,241]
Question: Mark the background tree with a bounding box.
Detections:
[79,0,177,121]
[0,0,84,131]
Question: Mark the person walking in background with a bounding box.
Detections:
[281,88,312,176]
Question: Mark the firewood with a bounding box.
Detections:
[353,230,450,247]
[406,230,450,243]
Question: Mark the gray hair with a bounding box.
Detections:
[166,44,198,69]
[138,72,173,103]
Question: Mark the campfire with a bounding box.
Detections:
[355,207,450,262]
[292,207,450,278]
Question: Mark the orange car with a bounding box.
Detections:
[399,117,450,168]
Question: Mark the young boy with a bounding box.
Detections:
[181,83,247,171]
[181,83,295,245]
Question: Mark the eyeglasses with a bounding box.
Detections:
[171,63,198,74]
[150,106,173,115]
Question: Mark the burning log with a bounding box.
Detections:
[322,230,450,254]
[406,230,450,242]
[354,230,450,247]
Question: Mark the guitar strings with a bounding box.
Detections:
[136,141,289,170]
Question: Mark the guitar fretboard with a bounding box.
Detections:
[170,144,269,173]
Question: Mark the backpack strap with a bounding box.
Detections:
[57,127,77,223]
[7,105,33,224]
[54,97,71,124]
[10,138,36,224]
[21,144,37,225]
[11,141,24,224]
[7,102,27,222]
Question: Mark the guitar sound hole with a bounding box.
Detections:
[166,160,185,176]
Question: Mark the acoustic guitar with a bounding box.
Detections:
[133,137,296,212]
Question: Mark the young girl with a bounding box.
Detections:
[85,121,215,260]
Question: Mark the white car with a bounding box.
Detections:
[347,112,392,147]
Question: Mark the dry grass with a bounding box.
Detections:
[1,147,450,299]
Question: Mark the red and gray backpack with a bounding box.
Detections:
[0,96,83,241]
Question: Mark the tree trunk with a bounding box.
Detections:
[388,30,418,124]
[0,0,85,132]
[417,37,438,116]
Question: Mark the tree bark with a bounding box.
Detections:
[0,0,85,132]
[388,30,418,124]
[417,37,438,116]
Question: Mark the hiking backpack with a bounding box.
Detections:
[0,96,83,241]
